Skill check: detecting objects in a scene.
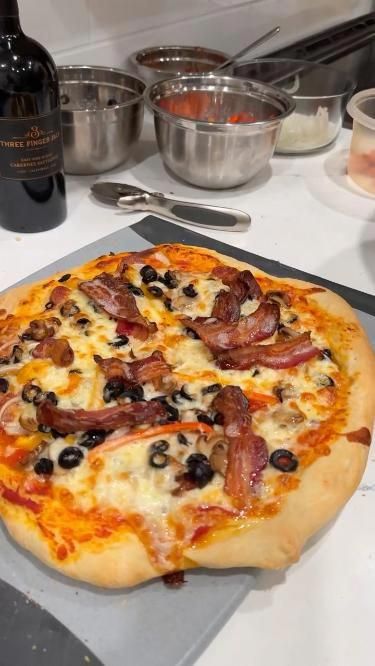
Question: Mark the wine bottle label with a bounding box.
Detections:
[0,108,64,180]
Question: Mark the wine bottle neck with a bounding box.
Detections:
[0,1,21,34]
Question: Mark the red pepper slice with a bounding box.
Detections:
[0,481,41,513]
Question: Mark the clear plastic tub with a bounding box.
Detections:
[347,89,375,195]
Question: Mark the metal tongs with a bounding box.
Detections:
[91,182,250,232]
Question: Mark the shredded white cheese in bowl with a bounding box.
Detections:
[276,106,338,153]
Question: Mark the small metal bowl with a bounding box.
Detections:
[233,59,356,154]
[58,65,145,175]
[145,74,295,189]
[129,45,230,86]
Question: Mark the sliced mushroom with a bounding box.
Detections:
[32,337,74,367]
[60,299,80,317]
[196,433,221,458]
[172,294,197,311]
[277,324,300,341]
[272,382,298,403]
[267,290,292,308]
[209,441,228,476]
[23,317,61,341]
[316,374,335,388]
[20,440,50,467]
[154,373,178,393]
[272,405,305,428]
[19,414,38,432]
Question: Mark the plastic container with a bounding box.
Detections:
[347,89,375,195]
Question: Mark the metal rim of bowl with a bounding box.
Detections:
[129,45,230,76]
[57,65,146,114]
[233,58,356,101]
[145,74,296,131]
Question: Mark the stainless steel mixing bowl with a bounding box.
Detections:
[233,59,355,153]
[58,65,145,175]
[128,46,230,86]
[145,74,295,189]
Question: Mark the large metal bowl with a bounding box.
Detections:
[58,65,145,175]
[145,75,295,189]
[233,59,356,153]
[128,46,230,86]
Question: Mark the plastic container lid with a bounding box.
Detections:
[347,88,375,130]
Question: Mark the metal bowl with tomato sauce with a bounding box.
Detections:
[145,74,295,189]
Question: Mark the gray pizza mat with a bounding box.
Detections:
[1,216,374,666]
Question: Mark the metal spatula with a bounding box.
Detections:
[91,182,250,232]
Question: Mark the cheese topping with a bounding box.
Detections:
[0,249,347,562]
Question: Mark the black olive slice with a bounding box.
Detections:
[150,440,169,453]
[34,458,54,476]
[58,446,84,470]
[149,451,169,468]
[80,430,107,449]
[148,285,164,298]
[58,273,71,283]
[269,449,298,472]
[202,383,222,395]
[22,383,41,403]
[140,265,158,284]
[185,453,214,488]
[103,378,125,403]
[182,284,197,298]
[0,377,9,393]
[177,433,189,446]
[197,413,214,426]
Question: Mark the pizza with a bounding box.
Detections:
[0,243,374,588]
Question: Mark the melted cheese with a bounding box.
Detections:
[3,256,345,557]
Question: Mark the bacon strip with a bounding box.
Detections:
[213,386,268,506]
[79,273,156,340]
[212,266,262,302]
[36,399,167,434]
[182,303,279,353]
[211,290,241,323]
[32,338,74,367]
[217,332,319,370]
[123,249,162,265]
[94,351,171,387]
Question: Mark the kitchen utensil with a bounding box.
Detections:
[233,58,355,153]
[128,46,230,86]
[145,74,295,189]
[347,88,375,195]
[91,182,251,231]
[58,66,145,175]
[213,26,280,72]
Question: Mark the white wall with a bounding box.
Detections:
[18,0,374,66]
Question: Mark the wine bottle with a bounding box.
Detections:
[0,0,66,233]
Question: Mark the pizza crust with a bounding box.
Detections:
[1,506,161,587]
[0,245,374,586]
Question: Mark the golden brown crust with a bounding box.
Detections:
[0,244,374,585]
[1,506,160,587]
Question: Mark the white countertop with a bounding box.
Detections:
[1,121,375,666]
